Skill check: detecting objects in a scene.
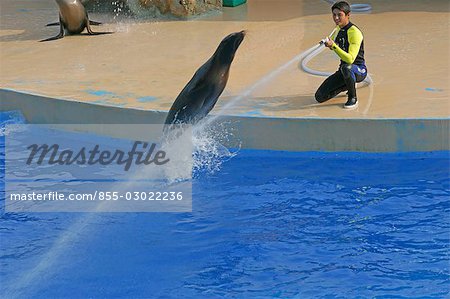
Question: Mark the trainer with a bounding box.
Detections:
[315,1,367,109]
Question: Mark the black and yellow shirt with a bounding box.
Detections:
[330,22,365,66]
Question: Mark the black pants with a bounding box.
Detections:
[315,63,367,103]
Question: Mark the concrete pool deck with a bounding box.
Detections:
[1,0,449,151]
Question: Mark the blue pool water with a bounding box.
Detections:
[1,111,449,298]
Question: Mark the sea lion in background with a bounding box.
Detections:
[164,30,246,132]
[41,0,113,42]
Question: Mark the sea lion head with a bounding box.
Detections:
[214,30,246,65]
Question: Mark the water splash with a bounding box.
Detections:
[192,122,239,175]
[160,127,194,182]
[0,111,26,137]
[111,0,126,18]
[161,121,238,179]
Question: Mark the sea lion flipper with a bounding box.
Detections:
[89,20,102,26]
[40,33,64,42]
[40,19,65,42]
[40,32,64,42]
[46,22,60,27]
[85,13,113,35]
[81,31,114,36]
[87,31,114,36]
[85,13,94,34]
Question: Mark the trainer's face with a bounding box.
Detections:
[332,8,350,28]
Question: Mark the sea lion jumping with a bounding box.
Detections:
[164,30,246,132]
[41,0,113,42]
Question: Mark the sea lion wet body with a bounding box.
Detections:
[164,31,246,130]
[42,0,112,42]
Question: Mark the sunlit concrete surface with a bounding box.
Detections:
[0,0,449,151]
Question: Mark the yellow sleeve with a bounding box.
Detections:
[332,26,363,64]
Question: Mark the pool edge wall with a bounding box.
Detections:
[1,89,449,152]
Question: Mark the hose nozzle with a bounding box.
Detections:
[319,36,330,45]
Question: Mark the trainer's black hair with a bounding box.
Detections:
[332,1,351,15]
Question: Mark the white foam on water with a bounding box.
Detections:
[191,122,238,175]
[1,121,26,137]
[160,122,238,180]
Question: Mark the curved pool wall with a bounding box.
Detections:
[1,88,448,152]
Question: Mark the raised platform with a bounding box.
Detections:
[1,0,449,151]
[2,89,448,152]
